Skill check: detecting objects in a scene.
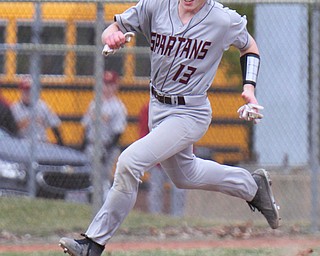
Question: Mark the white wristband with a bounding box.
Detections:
[240,53,260,87]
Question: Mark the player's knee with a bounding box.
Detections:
[113,151,142,193]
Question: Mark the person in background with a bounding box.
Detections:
[81,70,127,195]
[0,91,18,136]
[11,76,63,145]
[138,102,185,216]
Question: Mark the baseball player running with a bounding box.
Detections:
[60,0,280,255]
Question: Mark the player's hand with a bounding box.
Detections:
[238,84,263,124]
[237,103,264,123]
[102,32,135,56]
[104,31,126,49]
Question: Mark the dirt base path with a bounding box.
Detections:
[0,237,319,253]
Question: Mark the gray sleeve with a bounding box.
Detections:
[110,101,127,134]
[114,0,152,41]
[40,101,61,128]
[10,103,20,121]
[81,102,94,127]
[223,9,250,51]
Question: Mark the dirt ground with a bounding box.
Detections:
[0,236,319,254]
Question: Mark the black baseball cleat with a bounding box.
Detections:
[247,169,280,229]
[59,234,104,256]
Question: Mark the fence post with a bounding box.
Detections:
[310,2,320,233]
[92,1,105,215]
[28,2,42,198]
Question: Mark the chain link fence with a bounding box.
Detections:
[0,0,319,240]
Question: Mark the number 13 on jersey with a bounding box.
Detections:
[173,64,197,85]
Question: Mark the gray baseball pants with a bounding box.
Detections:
[85,97,258,245]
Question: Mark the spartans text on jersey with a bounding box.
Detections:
[150,32,212,60]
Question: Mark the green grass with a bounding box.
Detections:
[1,197,319,256]
[0,197,224,237]
[0,197,92,236]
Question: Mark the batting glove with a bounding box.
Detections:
[237,103,264,123]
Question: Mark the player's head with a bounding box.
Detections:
[18,76,32,105]
[103,70,119,86]
[179,0,207,13]
[103,70,119,97]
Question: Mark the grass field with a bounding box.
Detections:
[0,197,232,237]
[1,197,320,256]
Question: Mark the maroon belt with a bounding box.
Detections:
[151,87,185,105]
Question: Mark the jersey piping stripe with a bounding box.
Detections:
[116,16,130,33]
[160,1,214,92]
[160,0,174,91]
[168,0,174,35]
[182,3,215,35]
[238,34,250,50]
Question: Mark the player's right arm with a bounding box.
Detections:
[101,22,126,51]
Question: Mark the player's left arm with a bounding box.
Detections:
[239,34,260,105]
[237,34,264,123]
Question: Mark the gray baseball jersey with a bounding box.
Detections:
[115,0,250,95]
[85,0,260,245]
[82,96,127,192]
[82,97,127,146]
[11,99,61,142]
